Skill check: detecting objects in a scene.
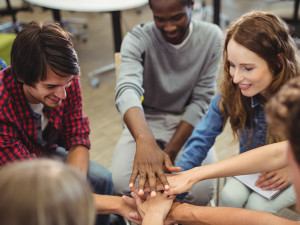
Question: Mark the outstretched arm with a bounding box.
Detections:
[124,107,181,196]
[165,202,297,225]
[93,194,141,224]
[167,141,288,195]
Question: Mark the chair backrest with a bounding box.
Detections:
[114,52,121,80]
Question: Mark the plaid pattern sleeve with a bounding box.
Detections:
[59,77,91,150]
[0,69,38,165]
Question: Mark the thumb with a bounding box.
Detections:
[164,155,181,172]
[122,195,136,208]
[131,192,143,206]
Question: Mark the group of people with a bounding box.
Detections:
[1,0,300,224]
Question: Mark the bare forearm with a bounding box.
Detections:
[123,107,154,142]
[190,141,288,183]
[169,204,296,225]
[93,195,122,214]
[66,145,89,175]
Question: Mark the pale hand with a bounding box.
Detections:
[255,166,291,190]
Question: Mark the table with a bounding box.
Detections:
[24,0,148,87]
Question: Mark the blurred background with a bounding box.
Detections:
[1,0,300,220]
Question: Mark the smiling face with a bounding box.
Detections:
[150,0,193,45]
[23,66,73,108]
[227,39,273,98]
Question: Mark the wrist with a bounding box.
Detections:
[168,203,194,223]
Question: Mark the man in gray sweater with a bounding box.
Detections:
[110,0,223,205]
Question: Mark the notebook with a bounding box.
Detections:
[234,173,285,200]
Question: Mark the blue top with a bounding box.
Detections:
[176,93,268,172]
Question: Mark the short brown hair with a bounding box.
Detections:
[11,21,80,87]
[266,76,300,165]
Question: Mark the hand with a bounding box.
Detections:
[165,171,195,195]
[164,148,179,165]
[255,166,291,190]
[129,140,181,197]
[131,191,176,221]
[136,171,194,196]
[119,195,142,224]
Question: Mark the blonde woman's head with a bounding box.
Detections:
[0,159,95,225]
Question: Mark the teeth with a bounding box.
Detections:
[240,84,249,87]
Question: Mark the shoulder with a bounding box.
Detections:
[192,19,223,39]
[123,22,156,45]
[0,68,13,109]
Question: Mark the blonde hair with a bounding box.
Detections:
[219,11,299,142]
[0,159,95,225]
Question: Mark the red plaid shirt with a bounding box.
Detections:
[0,67,90,165]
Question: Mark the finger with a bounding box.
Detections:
[148,170,157,197]
[122,195,136,208]
[131,192,143,207]
[137,171,147,196]
[157,169,170,191]
[128,212,142,224]
[129,169,139,189]
[273,181,289,190]
[261,179,283,190]
[164,155,181,172]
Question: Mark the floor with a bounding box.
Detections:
[1,0,300,221]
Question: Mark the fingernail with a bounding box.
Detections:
[165,185,170,189]
[129,183,133,188]
[130,192,134,197]
[151,191,156,197]
[138,189,143,195]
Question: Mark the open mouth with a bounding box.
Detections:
[239,84,252,90]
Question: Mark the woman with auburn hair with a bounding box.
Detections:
[174,11,300,214]
[0,159,95,225]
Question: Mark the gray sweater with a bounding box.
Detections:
[115,19,223,126]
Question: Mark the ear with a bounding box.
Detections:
[277,54,283,69]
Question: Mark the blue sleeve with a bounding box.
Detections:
[176,94,224,171]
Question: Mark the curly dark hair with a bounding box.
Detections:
[266,76,300,165]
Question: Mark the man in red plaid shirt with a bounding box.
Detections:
[0,21,141,225]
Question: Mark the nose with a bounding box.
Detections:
[232,69,243,84]
[164,21,176,33]
[56,86,67,100]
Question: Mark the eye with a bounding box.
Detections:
[172,14,183,21]
[154,17,164,23]
[244,67,253,71]
[228,62,235,68]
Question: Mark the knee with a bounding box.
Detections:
[183,180,214,206]
[219,186,245,208]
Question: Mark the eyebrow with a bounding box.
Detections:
[228,60,255,66]
[154,12,185,20]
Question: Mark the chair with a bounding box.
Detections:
[0,0,32,33]
[0,58,7,70]
[45,8,88,42]
[0,33,16,65]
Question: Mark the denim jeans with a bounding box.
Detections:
[43,147,113,225]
